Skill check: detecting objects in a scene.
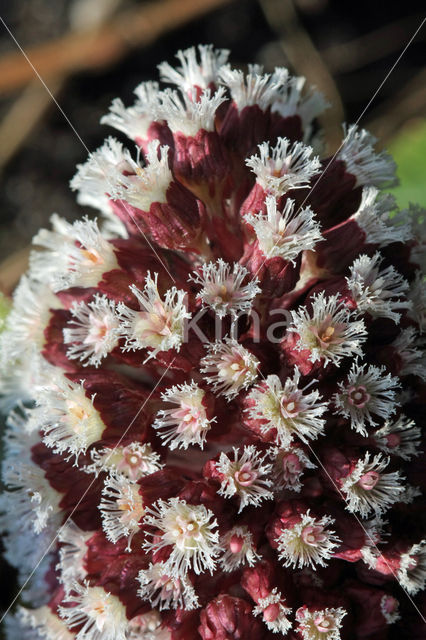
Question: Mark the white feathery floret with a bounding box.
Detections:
[245,195,322,262]
[59,582,129,640]
[85,441,163,480]
[190,259,260,319]
[219,64,289,111]
[158,44,230,91]
[398,540,426,595]
[373,415,422,460]
[156,86,227,136]
[70,137,132,216]
[101,81,162,141]
[245,137,320,194]
[117,273,190,361]
[341,453,405,517]
[351,187,411,247]
[34,373,105,459]
[142,498,219,577]
[138,561,199,610]
[200,338,259,400]
[390,327,426,380]
[152,381,215,450]
[338,124,397,188]
[276,511,341,570]
[63,294,121,367]
[253,588,292,635]
[347,253,411,323]
[333,360,400,435]
[215,445,274,512]
[30,214,118,292]
[99,473,145,550]
[219,525,261,572]
[289,292,367,366]
[110,140,173,211]
[246,370,327,447]
[0,275,60,363]
[295,606,347,640]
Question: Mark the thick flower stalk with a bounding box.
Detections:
[0,44,425,640]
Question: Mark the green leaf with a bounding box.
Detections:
[387,120,426,208]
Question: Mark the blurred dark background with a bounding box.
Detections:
[0,0,425,628]
[0,0,425,294]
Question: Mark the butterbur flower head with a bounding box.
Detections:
[245,195,323,262]
[36,374,105,459]
[200,338,259,400]
[59,582,129,640]
[190,259,260,319]
[333,359,400,435]
[118,273,190,360]
[276,511,341,570]
[31,214,119,292]
[143,498,219,576]
[246,137,321,194]
[99,474,145,550]
[295,606,347,640]
[214,445,274,512]
[346,252,410,323]
[63,294,121,367]
[153,381,215,450]
[397,540,426,595]
[219,525,261,571]
[252,587,292,634]
[289,292,367,365]
[111,140,173,211]
[246,370,327,447]
[137,561,199,610]
[1,44,425,640]
[341,453,404,517]
[87,441,163,480]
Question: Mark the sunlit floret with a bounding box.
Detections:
[245,196,322,262]
[30,214,119,292]
[138,561,199,610]
[59,582,129,640]
[99,474,145,550]
[253,588,292,635]
[63,294,120,367]
[143,498,219,577]
[152,381,215,450]
[215,445,274,512]
[289,292,367,366]
[118,273,190,360]
[200,338,259,400]
[246,370,327,447]
[190,259,260,319]
[276,511,341,570]
[246,137,320,194]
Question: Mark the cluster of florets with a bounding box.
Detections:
[0,45,425,640]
